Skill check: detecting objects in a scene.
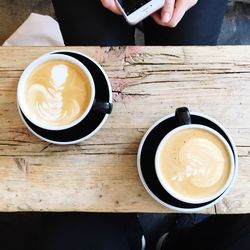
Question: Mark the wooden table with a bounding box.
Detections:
[0,46,250,214]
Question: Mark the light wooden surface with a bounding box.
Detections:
[0,46,250,214]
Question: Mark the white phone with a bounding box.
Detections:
[115,0,165,25]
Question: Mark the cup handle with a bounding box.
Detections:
[175,107,192,126]
[92,100,113,114]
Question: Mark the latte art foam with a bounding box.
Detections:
[28,64,80,122]
[171,138,224,187]
[25,60,91,127]
[159,128,231,199]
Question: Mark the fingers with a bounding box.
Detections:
[152,0,198,28]
[161,0,175,23]
[151,0,175,26]
[100,0,122,15]
[168,0,197,28]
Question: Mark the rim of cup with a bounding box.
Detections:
[155,124,235,204]
[17,54,95,131]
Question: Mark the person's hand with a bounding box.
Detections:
[100,0,122,15]
[152,0,198,28]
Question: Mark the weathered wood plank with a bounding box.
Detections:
[0,46,250,213]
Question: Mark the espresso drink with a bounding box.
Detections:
[24,59,91,127]
[158,128,231,200]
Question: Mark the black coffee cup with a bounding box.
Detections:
[138,107,238,212]
[17,50,113,144]
[17,53,112,131]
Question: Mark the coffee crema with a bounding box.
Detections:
[158,128,231,200]
[24,59,91,127]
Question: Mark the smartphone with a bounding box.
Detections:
[115,0,165,25]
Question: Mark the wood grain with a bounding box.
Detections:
[0,46,250,213]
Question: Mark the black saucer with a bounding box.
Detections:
[18,51,112,144]
[137,113,237,212]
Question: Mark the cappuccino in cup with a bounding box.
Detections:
[18,54,95,130]
[155,125,234,204]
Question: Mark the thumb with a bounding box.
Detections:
[101,0,122,15]
[161,0,175,23]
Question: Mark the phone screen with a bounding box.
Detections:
[117,0,151,15]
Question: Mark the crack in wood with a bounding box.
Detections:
[124,52,182,66]
[105,46,123,53]
[0,69,23,72]
[0,143,22,146]
[0,140,38,145]
[113,91,150,102]
[214,204,218,214]
[71,152,137,156]
[111,75,143,79]
[14,157,28,175]
[0,151,138,156]
[126,80,228,88]
[9,129,31,135]
[121,92,151,97]
[198,71,250,75]
[159,53,181,59]
[124,67,250,75]
[113,91,150,96]
[104,46,126,58]
[41,143,52,152]
[86,142,138,146]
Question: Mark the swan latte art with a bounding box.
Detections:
[157,128,231,200]
[24,59,92,127]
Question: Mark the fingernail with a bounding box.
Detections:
[162,12,170,23]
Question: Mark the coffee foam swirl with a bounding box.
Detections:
[28,65,80,123]
[159,128,231,199]
[171,138,224,188]
[25,60,91,127]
